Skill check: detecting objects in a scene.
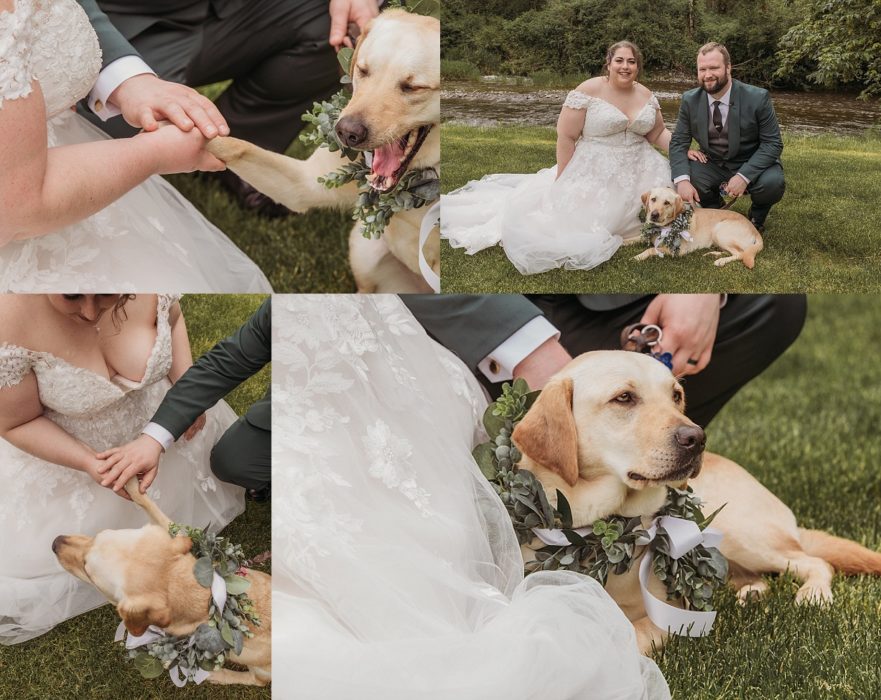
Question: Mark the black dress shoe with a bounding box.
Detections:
[208,170,292,219]
[747,208,766,234]
[246,485,271,503]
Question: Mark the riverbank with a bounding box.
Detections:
[441,125,881,293]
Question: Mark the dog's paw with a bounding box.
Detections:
[206,136,249,164]
[795,583,833,606]
[736,580,769,605]
[702,251,724,257]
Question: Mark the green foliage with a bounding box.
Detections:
[441,59,481,80]
[776,0,881,97]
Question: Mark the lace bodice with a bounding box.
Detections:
[563,90,660,145]
[0,0,101,117]
[0,295,176,419]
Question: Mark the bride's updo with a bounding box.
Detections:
[603,41,644,79]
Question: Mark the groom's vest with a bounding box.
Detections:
[706,101,730,160]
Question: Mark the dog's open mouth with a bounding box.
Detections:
[365,125,432,193]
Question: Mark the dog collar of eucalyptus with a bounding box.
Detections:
[474,380,728,637]
[115,524,263,687]
[299,53,439,240]
[640,205,694,257]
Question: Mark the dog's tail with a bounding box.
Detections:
[740,233,764,270]
[799,528,881,575]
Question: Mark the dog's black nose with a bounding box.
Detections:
[650,211,660,221]
[335,116,369,148]
[52,535,66,554]
[675,425,706,451]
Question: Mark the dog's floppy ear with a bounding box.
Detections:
[673,194,684,218]
[641,191,651,208]
[117,595,171,636]
[512,377,579,487]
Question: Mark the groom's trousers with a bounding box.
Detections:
[689,159,786,226]
[211,419,270,491]
[87,0,339,153]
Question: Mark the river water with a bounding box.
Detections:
[443,78,881,135]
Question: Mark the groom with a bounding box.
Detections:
[670,42,785,233]
[99,297,271,501]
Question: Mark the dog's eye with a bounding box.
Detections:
[614,391,635,404]
[356,65,369,78]
[673,389,684,403]
[400,82,424,93]
[650,197,656,203]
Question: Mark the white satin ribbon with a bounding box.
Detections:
[114,572,228,686]
[419,201,441,293]
[636,516,723,637]
[532,515,723,637]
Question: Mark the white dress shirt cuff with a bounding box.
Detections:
[142,422,175,451]
[88,56,155,120]
[673,175,691,184]
[735,172,751,185]
[478,317,560,383]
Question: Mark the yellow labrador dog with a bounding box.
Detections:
[206,9,440,293]
[53,480,271,687]
[634,187,764,268]
[512,351,881,653]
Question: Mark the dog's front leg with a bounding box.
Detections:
[633,247,660,261]
[207,667,270,687]
[207,137,359,213]
[632,616,668,655]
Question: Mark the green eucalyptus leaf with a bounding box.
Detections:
[193,556,215,588]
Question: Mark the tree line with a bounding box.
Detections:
[442,0,881,97]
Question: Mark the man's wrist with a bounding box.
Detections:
[89,56,155,120]
[142,422,175,451]
[478,317,559,383]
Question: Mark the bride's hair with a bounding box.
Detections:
[110,294,136,330]
[603,41,643,79]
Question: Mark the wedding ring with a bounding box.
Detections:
[686,358,699,366]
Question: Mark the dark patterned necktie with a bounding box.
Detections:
[712,100,723,133]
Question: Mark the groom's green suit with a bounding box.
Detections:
[669,79,785,227]
[152,297,271,490]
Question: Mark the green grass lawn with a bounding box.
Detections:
[0,294,271,700]
[441,126,881,293]
[655,296,881,698]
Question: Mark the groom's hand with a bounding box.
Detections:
[675,180,701,205]
[109,75,229,140]
[723,175,748,198]
[329,0,380,50]
[639,294,721,378]
[96,434,164,495]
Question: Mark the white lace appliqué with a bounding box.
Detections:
[363,420,431,517]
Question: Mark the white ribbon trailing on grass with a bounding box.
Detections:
[533,515,722,637]
[419,201,440,293]
[114,571,228,687]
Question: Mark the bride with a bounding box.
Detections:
[443,41,683,275]
[272,295,670,699]
[0,294,244,644]
[0,0,271,292]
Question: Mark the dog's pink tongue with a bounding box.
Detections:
[372,142,404,178]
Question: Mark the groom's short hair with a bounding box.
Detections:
[698,42,730,67]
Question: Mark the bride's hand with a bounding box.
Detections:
[183,413,207,441]
[83,458,132,500]
[687,149,707,163]
[96,435,164,495]
[139,124,227,175]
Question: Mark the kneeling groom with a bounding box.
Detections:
[670,42,785,233]
[101,297,271,501]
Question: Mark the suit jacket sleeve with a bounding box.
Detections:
[402,295,544,372]
[738,90,783,183]
[151,298,272,439]
[76,0,141,68]
[668,95,694,181]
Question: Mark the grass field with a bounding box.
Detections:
[441,126,881,293]
[0,294,271,700]
[654,295,881,698]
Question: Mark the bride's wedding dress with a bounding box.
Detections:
[272,295,670,699]
[443,91,672,274]
[0,295,244,645]
[0,0,271,292]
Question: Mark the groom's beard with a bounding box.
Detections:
[701,73,730,96]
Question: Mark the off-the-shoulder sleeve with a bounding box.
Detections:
[650,94,661,110]
[0,0,37,108]
[563,90,593,111]
[0,345,34,388]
